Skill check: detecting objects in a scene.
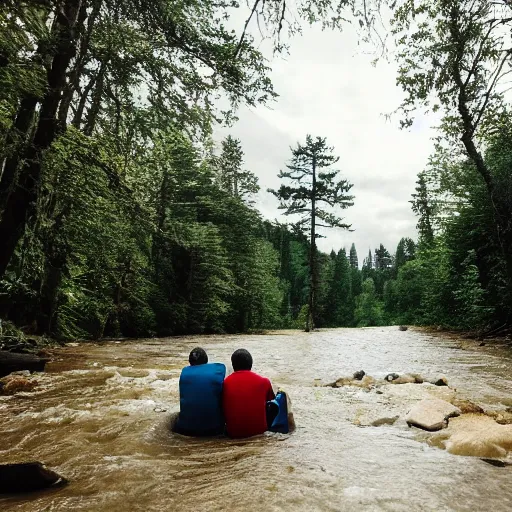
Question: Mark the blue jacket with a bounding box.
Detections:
[174,362,226,436]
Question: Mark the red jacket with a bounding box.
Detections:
[223,370,275,438]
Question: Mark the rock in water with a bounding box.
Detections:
[0,375,38,395]
[442,414,512,458]
[451,399,484,415]
[352,370,366,381]
[0,462,67,493]
[371,416,399,427]
[406,399,461,431]
[385,373,424,384]
[399,325,408,331]
[429,376,448,387]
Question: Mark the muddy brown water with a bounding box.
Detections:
[1,327,511,511]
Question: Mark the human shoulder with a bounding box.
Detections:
[182,362,226,376]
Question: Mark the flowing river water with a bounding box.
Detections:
[1,327,511,511]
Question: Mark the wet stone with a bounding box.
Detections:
[406,399,461,431]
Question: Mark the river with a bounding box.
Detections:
[1,327,511,511]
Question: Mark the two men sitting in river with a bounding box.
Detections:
[173,347,289,438]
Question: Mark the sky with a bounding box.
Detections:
[215,19,437,260]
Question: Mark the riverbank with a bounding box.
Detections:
[412,326,512,351]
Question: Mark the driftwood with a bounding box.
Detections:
[0,351,48,378]
[0,462,67,493]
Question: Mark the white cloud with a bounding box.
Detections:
[215,21,437,258]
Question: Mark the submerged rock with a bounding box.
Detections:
[406,399,461,431]
[451,399,484,415]
[0,375,38,395]
[0,462,67,493]
[384,373,423,384]
[481,458,512,467]
[428,376,448,387]
[327,375,375,389]
[487,409,512,425]
[371,416,399,427]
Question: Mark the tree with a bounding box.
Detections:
[325,249,353,326]
[374,244,392,269]
[269,135,354,331]
[363,248,373,269]
[411,172,435,247]
[215,136,259,202]
[393,0,512,307]
[394,237,416,273]
[349,243,359,268]
[354,278,384,327]
[0,0,278,280]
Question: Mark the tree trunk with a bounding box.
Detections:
[0,96,39,212]
[0,0,83,279]
[58,0,101,126]
[84,62,106,136]
[306,155,317,332]
[37,204,70,335]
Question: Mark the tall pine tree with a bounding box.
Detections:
[269,135,354,331]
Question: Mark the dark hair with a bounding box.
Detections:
[189,347,208,366]
[231,348,253,371]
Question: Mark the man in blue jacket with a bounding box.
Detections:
[173,347,226,437]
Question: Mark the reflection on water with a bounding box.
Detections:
[1,327,511,511]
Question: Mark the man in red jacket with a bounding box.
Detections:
[223,348,275,438]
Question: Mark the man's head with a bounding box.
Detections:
[231,348,253,371]
[189,347,208,366]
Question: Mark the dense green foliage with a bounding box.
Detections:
[1,0,511,341]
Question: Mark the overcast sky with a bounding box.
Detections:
[215,21,437,260]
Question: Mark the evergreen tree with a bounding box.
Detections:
[354,278,384,327]
[269,135,354,332]
[349,243,359,268]
[363,248,373,269]
[394,237,416,273]
[215,136,259,202]
[411,172,435,246]
[325,249,353,326]
[374,244,392,269]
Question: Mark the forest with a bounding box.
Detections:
[1,0,511,344]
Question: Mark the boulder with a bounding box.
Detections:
[0,462,67,493]
[442,414,512,458]
[352,370,366,381]
[428,376,448,387]
[0,375,38,395]
[385,373,423,384]
[326,374,375,389]
[399,325,408,331]
[406,398,461,431]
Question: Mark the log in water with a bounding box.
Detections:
[0,327,511,511]
[0,351,48,378]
